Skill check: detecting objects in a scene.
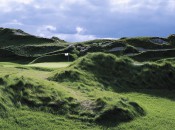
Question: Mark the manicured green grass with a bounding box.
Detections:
[115,90,175,130]
[27,62,72,68]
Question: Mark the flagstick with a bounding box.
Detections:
[68,54,69,62]
[65,53,69,62]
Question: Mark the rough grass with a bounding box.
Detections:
[51,52,175,91]
[0,72,145,126]
[0,75,72,114]
[47,52,175,129]
[0,61,145,127]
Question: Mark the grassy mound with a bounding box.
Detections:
[0,75,73,114]
[0,74,145,125]
[95,99,145,125]
[51,52,175,90]
[68,97,145,124]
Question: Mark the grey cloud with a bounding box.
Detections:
[0,0,175,42]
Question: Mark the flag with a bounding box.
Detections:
[65,53,69,56]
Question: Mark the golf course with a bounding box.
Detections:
[0,28,175,130]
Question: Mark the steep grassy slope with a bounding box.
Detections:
[51,53,175,91]
[4,45,67,57]
[0,28,69,63]
[0,28,66,47]
[0,48,35,63]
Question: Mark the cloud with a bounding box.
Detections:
[166,0,175,13]
[45,25,56,31]
[58,0,92,10]
[3,19,23,26]
[109,0,166,13]
[55,33,96,42]
[0,0,175,42]
[0,0,33,5]
[76,26,84,34]
[35,25,96,42]
[0,0,33,12]
[36,25,57,37]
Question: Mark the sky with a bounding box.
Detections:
[0,0,175,42]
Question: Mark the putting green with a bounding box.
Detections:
[27,62,72,68]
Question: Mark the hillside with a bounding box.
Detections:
[31,35,175,63]
[0,28,69,63]
[0,28,66,47]
[0,28,175,63]
[51,53,175,90]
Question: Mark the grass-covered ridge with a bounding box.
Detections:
[51,52,175,91]
[0,28,69,63]
[0,28,66,47]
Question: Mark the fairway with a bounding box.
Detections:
[26,62,72,68]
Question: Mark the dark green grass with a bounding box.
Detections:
[0,28,61,47]
[131,49,175,61]
[51,52,175,91]
[0,28,70,63]
[4,45,67,57]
